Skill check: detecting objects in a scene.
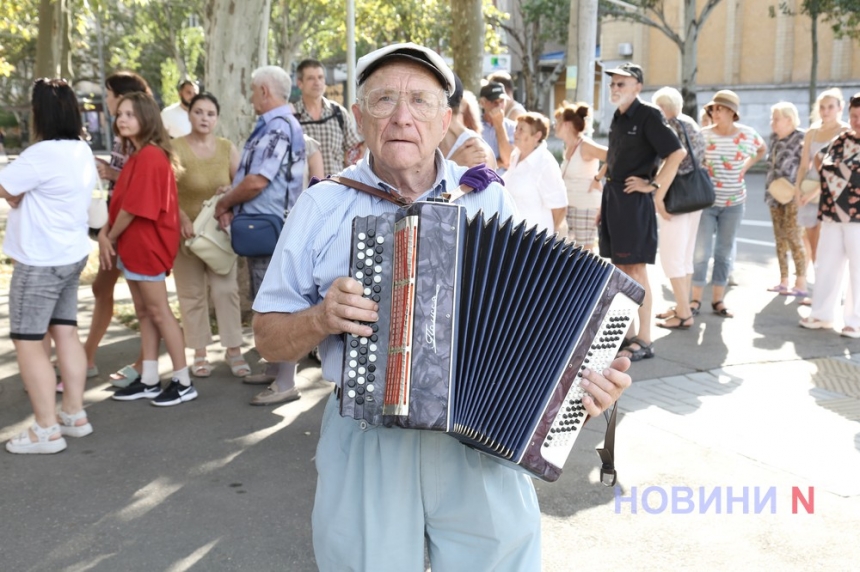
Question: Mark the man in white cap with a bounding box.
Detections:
[251,42,632,571]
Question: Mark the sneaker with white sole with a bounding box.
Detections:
[112,380,161,401]
[151,379,198,407]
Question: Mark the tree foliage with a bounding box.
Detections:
[488,0,570,111]
[599,0,724,117]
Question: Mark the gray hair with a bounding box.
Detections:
[771,101,801,130]
[252,66,291,101]
[652,86,683,116]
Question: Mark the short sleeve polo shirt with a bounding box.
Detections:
[606,98,682,182]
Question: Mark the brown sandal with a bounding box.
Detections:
[712,300,733,318]
[689,300,701,316]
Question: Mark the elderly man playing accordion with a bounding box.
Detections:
[252,42,632,571]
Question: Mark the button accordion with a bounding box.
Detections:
[340,200,645,481]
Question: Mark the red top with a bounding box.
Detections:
[109,144,180,275]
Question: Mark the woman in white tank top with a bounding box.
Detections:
[554,102,606,250]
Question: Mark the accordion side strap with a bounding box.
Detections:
[326,176,412,207]
[595,402,619,487]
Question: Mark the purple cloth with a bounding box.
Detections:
[459,164,504,191]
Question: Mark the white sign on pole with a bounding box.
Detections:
[483,54,512,75]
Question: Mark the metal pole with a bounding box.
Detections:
[346,0,356,108]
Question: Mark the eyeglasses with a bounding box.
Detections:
[361,88,447,121]
[609,81,628,89]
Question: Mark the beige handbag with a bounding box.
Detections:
[799,179,820,196]
[185,197,238,275]
[768,177,796,205]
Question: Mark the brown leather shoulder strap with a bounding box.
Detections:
[324,175,412,207]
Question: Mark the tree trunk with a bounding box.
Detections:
[205,0,273,319]
[680,0,699,119]
[35,0,58,78]
[204,0,271,146]
[450,0,484,94]
[59,0,72,81]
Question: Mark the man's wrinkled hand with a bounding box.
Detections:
[319,277,379,338]
[578,356,632,417]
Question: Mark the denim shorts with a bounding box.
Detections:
[9,256,88,340]
[117,256,166,282]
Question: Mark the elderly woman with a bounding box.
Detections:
[650,87,705,329]
[800,93,860,338]
[691,90,766,318]
[0,79,98,453]
[554,101,607,250]
[502,112,568,234]
[765,102,807,297]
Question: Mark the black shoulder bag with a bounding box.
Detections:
[663,121,716,214]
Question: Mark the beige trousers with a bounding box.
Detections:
[172,245,244,350]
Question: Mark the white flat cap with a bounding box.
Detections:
[356,42,455,93]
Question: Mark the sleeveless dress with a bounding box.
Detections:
[560,143,600,243]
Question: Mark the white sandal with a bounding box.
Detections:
[5,422,67,454]
[58,410,93,438]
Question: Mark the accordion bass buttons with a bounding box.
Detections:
[540,293,641,469]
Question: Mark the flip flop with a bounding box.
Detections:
[780,288,810,297]
[767,284,789,293]
[110,365,141,388]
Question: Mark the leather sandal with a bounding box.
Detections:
[655,307,676,320]
[5,422,67,454]
[191,356,212,378]
[689,300,701,316]
[227,353,252,378]
[712,300,733,318]
[657,315,693,330]
[617,336,654,362]
[58,410,93,438]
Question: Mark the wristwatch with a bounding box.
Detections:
[650,181,661,191]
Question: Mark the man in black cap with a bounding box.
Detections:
[252,42,632,571]
[600,62,686,362]
[479,81,516,169]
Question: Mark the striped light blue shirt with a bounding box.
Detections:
[253,150,515,385]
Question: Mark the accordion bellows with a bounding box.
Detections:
[340,201,645,481]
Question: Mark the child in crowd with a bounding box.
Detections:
[98,92,193,406]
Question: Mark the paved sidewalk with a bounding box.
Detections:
[1,169,859,570]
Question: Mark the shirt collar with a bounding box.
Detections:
[257,104,293,126]
[616,97,642,119]
[365,150,449,200]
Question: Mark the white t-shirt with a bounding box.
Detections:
[161,103,191,138]
[0,139,96,266]
[502,143,568,233]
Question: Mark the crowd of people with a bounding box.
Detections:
[2,39,859,569]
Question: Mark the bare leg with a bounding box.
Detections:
[52,325,88,423]
[14,339,63,441]
[659,276,694,327]
[617,263,652,359]
[134,280,187,371]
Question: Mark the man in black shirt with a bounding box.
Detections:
[600,63,686,361]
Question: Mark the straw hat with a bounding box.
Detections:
[704,90,740,121]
